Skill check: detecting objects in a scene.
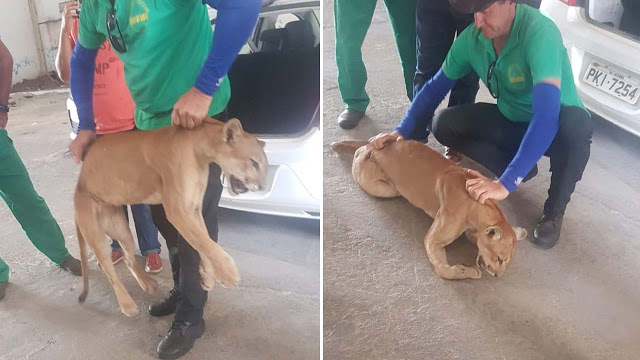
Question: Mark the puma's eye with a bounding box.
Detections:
[251,159,259,170]
[497,257,504,265]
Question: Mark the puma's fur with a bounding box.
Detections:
[332,140,526,280]
[75,118,268,316]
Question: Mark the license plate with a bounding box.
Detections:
[583,63,640,105]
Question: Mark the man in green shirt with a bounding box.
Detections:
[69,1,261,358]
[372,0,593,250]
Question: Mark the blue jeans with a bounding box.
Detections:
[111,204,161,255]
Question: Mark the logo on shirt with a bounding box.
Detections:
[508,64,526,90]
[128,0,149,32]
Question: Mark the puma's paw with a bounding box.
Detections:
[469,266,482,279]
[214,251,240,288]
[120,299,139,317]
[452,264,481,279]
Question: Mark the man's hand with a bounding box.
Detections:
[0,112,7,129]
[172,87,213,129]
[465,169,509,204]
[369,132,403,150]
[69,130,96,163]
[61,2,79,36]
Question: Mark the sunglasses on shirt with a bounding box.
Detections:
[487,59,499,99]
[106,0,127,53]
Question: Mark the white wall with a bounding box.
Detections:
[0,0,64,85]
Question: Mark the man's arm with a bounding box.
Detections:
[171,0,261,128]
[68,43,98,162]
[0,39,13,129]
[55,2,79,83]
[394,68,456,139]
[498,80,561,191]
[466,80,561,204]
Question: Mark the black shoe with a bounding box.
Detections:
[337,109,365,129]
[157,319,205,360]
[59,255,82,276]
[522,164,538,183]
[149,289,179,317]
[532,213,564,250]
[0,282,8,302]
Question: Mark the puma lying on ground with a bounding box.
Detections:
[332,140,526,280]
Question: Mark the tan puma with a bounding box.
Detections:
[331,140,526,280]
[74,118,268,316]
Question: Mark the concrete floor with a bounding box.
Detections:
[0,91,320,359]
[323,2,640,359]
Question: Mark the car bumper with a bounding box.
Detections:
[541,1,640,136]
[219,127,321,220]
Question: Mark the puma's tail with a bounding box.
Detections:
[76,221,89,303]
[330,140,368,155]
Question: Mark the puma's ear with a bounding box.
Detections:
[485,226,502,240]
[513,227,528,241]
[223,118,243,143]
[258,140,266,148]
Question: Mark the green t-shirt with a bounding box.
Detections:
[78,0,230,130]
[443,4,584,122]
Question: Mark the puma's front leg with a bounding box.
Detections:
[424,212,481,280]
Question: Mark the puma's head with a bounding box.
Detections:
[475,223,527,277]
[212,118,268,195]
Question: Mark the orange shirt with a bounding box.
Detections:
[70,20,135,135]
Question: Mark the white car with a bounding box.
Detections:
[68,0,321,220]
[540,0,640,136]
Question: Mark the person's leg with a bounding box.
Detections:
[334,0,377,112]
[533,107,593,249]
[173,163,223,323]
[334,0,378,128]
[148,204,180,315]
[157,163,223,359]
[410,4,455,140]
[413,3,454,98]
[448,9,480,108]
[109,206,128,264]
[0,129,79,274]
[130,204,161,255]
[384,0,417,101]
[432,103,528,175]
[543,107,593,216]
[131,204,162,273]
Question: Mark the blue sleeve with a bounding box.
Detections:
[499,83,561,192]
[69,43,98,132]
[394,68,456,139]
[195,0,261,96]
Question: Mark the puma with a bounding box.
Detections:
[332,140,526,280]
[74,118,268,316]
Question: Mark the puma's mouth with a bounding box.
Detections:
[476,255,496,276]
[229,175,248,194]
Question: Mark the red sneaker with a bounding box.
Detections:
[111,251,124,265]
[145,253,163,273]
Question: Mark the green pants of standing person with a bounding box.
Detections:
[0,129,71,282]
[334,0,417,113]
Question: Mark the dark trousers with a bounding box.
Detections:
[412,1,479,138]
[150,163,223,323]
[432,103,593,216]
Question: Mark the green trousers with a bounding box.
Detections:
[0,129,69,282]
[334,0,417,112]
